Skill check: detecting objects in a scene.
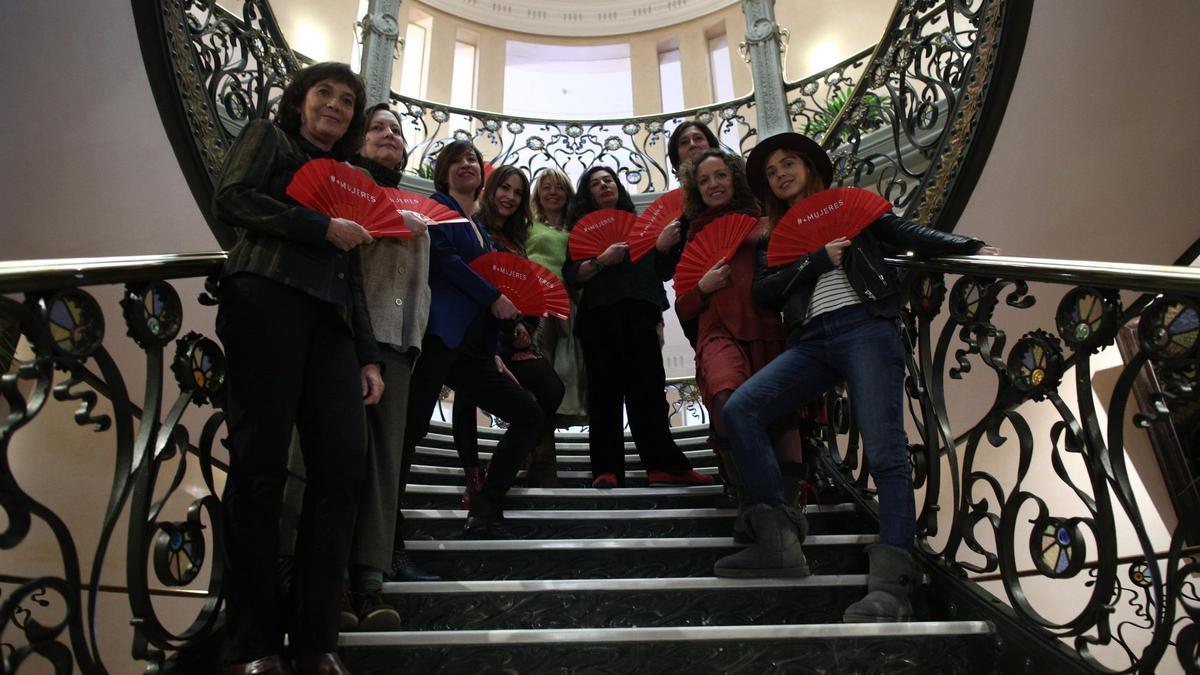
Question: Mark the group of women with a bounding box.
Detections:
[212,62,997,674]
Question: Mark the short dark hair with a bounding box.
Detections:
[432,140,485,198]
[475,166,532,249]
[678,150,759,220]
[667,121,721,172]
[364,102,408,170]
[274,62,366,160]
[567,166,636,228]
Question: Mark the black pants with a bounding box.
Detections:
[451,355,565,469]
[402,331,543,517]
[216,274,366,662]
[578,301,692,482]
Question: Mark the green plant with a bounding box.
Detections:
[804,90,888,140]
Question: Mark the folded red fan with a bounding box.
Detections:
[627,189,685,262]
[567,209,637,261]
[672,213,760,297]
[469,252,561,318]
[765,187,892,267]
[286,159,411,238]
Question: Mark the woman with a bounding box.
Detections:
[673,149,808,534]
[212,62,377,674]
[400,141,543,538]
[451,166,565,499]
[562,166,712,489]
[344,103,441,633]
[525,168,588,486]
[713,133,999,625]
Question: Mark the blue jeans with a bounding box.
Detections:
[724,304,915,548]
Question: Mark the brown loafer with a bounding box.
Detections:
[229,655,293,675]
[293,653,351,675]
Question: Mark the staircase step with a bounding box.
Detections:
[380,575,866,630]
[426,421,711,443]
[404,535,875,580]
[410,445,716,467]
[402,483,731,510]
[401,505,861,540]
[340,621,994,674]
[408,462,721,487]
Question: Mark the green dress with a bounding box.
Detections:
[526,221,588,424]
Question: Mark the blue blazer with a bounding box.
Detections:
[426,193,501,351]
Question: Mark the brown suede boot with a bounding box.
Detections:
[524,431,560,488]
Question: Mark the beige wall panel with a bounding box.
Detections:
[270,0,359,63]
[424,11,459,103]
[776,0,894,82]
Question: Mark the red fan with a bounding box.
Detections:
[567,209,637,260]
[286,158,410,237]
[529,262,570,319]
[765,187,892,267]
[379,187,471,227]
[672,213,760,297]
[627,189,685,262]
[469,252,558,317]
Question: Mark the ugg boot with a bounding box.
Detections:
[713,504,810,578]
[524,433,560,488]
[842,544,919,622]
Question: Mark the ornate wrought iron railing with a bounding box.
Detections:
[819,0,1027,229]
[136,0,1026,234]
[0,253,228,673]
[819,255,1199,673]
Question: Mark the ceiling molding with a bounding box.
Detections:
[417,0,741,38]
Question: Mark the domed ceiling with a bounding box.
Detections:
[419,0,741,37]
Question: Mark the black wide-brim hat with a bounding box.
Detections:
[746,132,834,201]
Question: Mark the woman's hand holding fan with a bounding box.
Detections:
[765,187,892,267]
[568,209,637,261]
[672,213,759,296]
[627,189,684,261]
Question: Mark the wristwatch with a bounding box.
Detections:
[591,258,604,273]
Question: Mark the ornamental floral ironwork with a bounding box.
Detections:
[820,256,1200,673]
[0,256,229,673]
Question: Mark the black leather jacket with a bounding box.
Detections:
[752,213,985,342]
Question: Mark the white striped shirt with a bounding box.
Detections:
[805,268,861,322]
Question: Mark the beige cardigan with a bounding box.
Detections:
[360,234,431,352]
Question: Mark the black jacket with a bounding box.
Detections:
[752,213,985,342]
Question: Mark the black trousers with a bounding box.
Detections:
[216,274,366,662]
[451,355,566,469]
[401,331,543,517]
[578,300,692,481]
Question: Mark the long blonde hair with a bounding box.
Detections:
[531,168,575,226]
[763,149,829,234]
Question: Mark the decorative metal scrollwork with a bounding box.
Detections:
[826,255,1200,673]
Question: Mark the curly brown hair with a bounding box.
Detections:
[475,166,532,251]
[678,150,759,220]
[273,62,366,160]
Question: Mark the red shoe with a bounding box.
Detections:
[647,469,715,486]
[591,472,618,489]
[461,465,485,509]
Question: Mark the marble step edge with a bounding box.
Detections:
[406,534,877,551]
[340,620,993,647]
[413,446,713,463]
[410,463,719,478]
[426,422,710,443]
[382,574,867,595]
[401,504,856,520]
[405,483,724,497]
